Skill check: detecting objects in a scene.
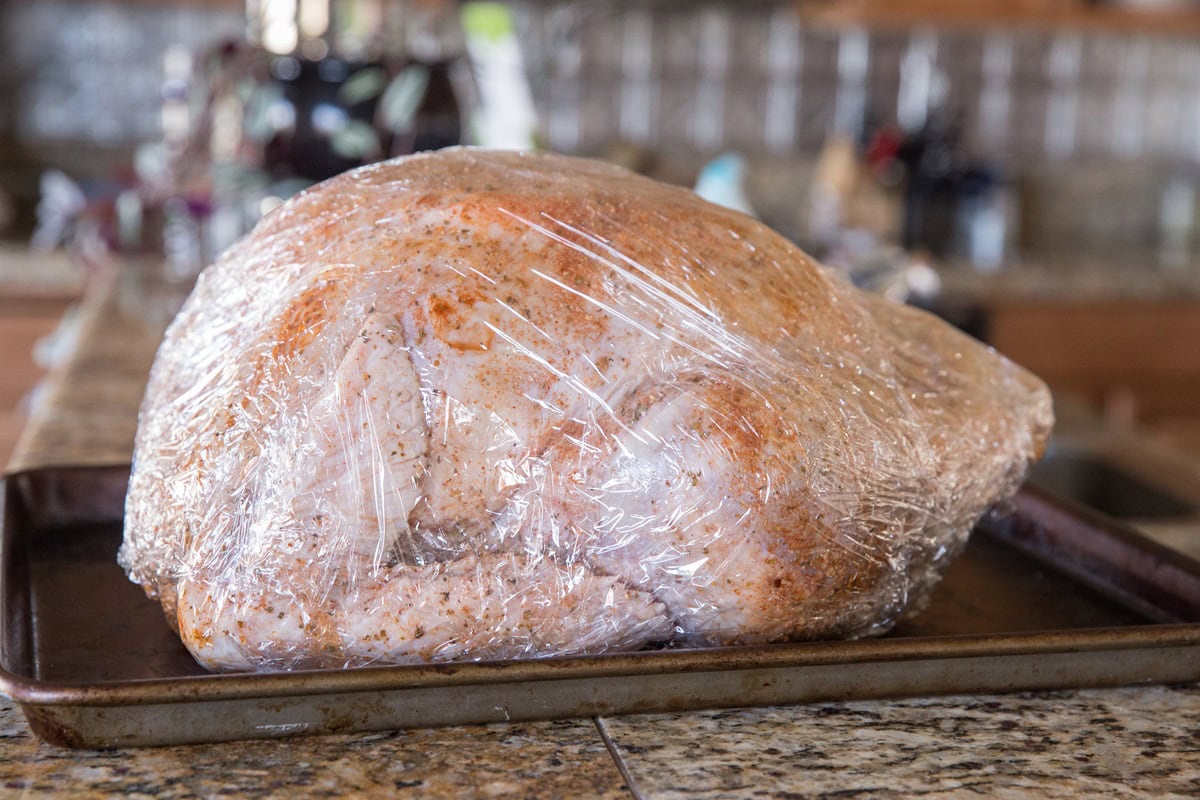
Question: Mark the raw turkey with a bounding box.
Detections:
[120,148,1053,671]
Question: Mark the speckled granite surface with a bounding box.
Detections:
[937,258,1200,303]
[6,270,164,474]
[2,687,1197,798]
[0,245,85,303]
[3,270,1200,797]
[601,686,1200,799]
[0,698,630,798]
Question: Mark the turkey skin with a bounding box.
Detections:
[120,148,1053,671]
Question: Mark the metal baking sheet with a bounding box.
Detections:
[3,465,1199,749]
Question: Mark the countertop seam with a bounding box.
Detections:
[595,716,647,800]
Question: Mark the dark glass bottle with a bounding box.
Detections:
[263,55,390,183]
[259,0,465,183]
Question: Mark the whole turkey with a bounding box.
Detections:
[120,148,1053,672]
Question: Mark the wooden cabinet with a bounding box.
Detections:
[986,298,1200,450]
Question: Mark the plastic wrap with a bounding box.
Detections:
[120,148,1054,672]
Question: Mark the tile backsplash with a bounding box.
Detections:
[0,1,243,149]
[3,0,1199,258]
[509,1,1200,258]
[511,1,1200,166]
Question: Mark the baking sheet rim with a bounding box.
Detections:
[4,623,1200,709]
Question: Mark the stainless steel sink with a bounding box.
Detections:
[1027,445,1199,521]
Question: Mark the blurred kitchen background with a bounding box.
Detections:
[3,0,1200,465]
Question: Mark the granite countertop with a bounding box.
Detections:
[6,272,163,474]
[3,687,1198,798]
[3,270,1199,798]
[0,243,86,306]
[936,256,1200,305]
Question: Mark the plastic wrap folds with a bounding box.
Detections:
[119,148,1054,672]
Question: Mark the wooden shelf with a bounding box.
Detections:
[796,0,1200,37]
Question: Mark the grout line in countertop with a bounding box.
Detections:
[595,716,647,800]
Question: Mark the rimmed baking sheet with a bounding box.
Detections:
[3,466,1199,748]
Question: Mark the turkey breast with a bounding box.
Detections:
[120,148,1052,671]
